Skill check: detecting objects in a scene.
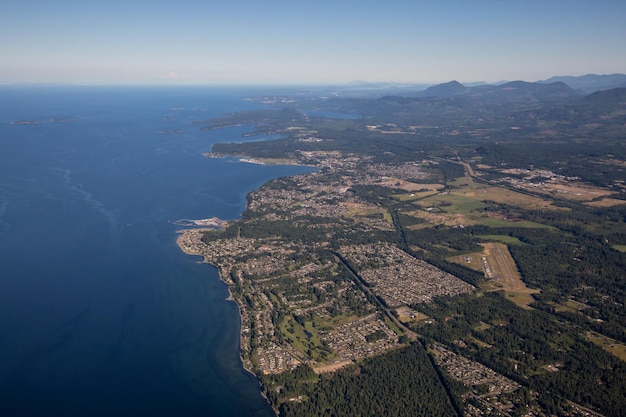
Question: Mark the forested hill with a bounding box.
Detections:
[540,73,626,94]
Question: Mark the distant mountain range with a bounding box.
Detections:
[414,80,578,103]
[538,74,626,94]
[354,78,626,127]
[330,74,626,99]
[409,74,626,101]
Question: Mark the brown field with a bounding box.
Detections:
[405,209,475,227]
[395,306,429,323]
[450,253,485,273]
[447,174,556,209]
[313,360,354,374]
[449,242,539,309]
[468,186,556,210]
[586,197,626,208]
[342,203,392,224]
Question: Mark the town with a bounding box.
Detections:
[177,82,626,416]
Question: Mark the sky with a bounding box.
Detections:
[1,0,625,85]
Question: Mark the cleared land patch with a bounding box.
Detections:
[378,178,444,192]
[342,203,392,224]
[613,245,626,253]
[586,331,626,362]
[393,190,440,202]
[476,234,525,245]
[394,306,429,323]
[403,174,558,228]
[534,181,615,201]
[472,186,556,210]
[407,194,549,228]
[586,197,626,208]
[448,242,539,309]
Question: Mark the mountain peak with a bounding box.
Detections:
[421,80,468,98]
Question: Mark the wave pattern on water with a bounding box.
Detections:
[0,86,311,417]
[53,167,120,247]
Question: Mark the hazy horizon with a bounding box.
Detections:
[2,0,625,86]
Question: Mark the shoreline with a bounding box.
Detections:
[175,115,314,414]
[176,229,279,415]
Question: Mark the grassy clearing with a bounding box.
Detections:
[280,316,324,359]
[384,316,403,336]
[586,331,626,362]
[612,245,626,253]
[395,306,429,323]
[552,299,587,314]
[322,314,358,326]
[473,321,492,332]
[407,208,549,228]
[449,173,560,211]
[479,217,550,228]
[420,193,486,214]
[380,178,444,192]
[469,186,558,211]
[477,235,525,245]
[504,292,538,309]
[393,190,440,202]
[448,253,485,273]
[469,336,493,348]
[406,179,555,228]
[587,198,626,208]
[280,316,306,353]
[344,204,393,224]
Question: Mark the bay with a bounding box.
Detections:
[0,86,311,416]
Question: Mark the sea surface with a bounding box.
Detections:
[0,86,312,416]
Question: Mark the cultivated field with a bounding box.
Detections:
[402,174,560,228]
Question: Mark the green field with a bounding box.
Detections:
[419,193,485,214]
[477,235,526,245]
[613,245,626,253]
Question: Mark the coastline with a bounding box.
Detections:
[175,111,315,414]
[176,229,278,414]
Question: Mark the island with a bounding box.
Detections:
[178,81,626,417]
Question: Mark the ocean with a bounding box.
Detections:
[0,86,312,416]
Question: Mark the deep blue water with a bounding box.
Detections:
[0,86,312,417]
